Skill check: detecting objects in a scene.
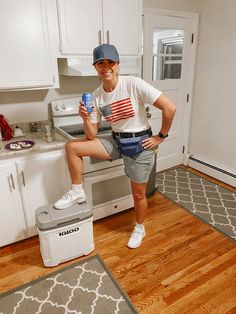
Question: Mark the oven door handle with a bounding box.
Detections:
[83,168,125,184]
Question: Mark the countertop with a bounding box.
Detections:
[0,131,67,159]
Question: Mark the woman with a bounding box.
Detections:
[54,44,176,249]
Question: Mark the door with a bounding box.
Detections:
[143,9,198,171]
[57,0,103,55]
[103,0,142,55]
[16,151,70,236]
[0,163,26,247]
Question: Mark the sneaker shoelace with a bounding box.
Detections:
[62,191,74,200]
[131,228,144,239]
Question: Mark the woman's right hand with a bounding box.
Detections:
[79,101,98,139]
[79,101,90,119]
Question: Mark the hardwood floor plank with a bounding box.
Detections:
[160,263,236,314]
[161,248,236,303]
[161,236,235,286]
[194,286,236,314]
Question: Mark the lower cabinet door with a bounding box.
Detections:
[0,163,27,247]
[16,151,70,236]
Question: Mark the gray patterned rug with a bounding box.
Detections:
[156,167,236,242]
[0,255,138,314]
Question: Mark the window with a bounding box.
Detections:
[152,28,184,81]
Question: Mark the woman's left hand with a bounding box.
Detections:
[142,135,163,149]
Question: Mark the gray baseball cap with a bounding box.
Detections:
[93,44,120,65]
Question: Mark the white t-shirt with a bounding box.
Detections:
[90,75,162,133]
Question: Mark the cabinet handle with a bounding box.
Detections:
[21,171,26,186]
[98,30,102,45]
[10,173,15,190]
[107,30,110,44]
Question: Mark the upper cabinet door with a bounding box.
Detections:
[102,0,142,55]
[57,0,142,56]
[0,0,57,90]
[57,0,103,55]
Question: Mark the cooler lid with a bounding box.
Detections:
[35,203,93,231]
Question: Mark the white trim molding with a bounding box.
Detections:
[187,156,236,187]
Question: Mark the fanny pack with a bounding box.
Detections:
[117,136,144,157]
[113,131,152,157]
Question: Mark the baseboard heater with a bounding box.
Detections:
[189,156,236,178]
[188,156,236,187]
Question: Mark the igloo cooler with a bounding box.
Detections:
[35,203,94,267]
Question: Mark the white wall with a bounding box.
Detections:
[143,0,204,12]
[188,0,236,175]
[0,76,100,124]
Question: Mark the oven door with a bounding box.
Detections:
[83,165,134,221]
[83,156,123,173]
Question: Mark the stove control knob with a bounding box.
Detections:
[55,104,59,111]
[61,104,66,110]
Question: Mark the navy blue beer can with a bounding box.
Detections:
[82,93,93,113]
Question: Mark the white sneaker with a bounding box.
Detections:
[54,190,86,209]
[127,225,146,249]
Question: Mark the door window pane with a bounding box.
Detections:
[153,28,184,81]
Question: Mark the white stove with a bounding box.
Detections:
[50,96,123,173]
[50,96,133,221]
[50,96,112,140]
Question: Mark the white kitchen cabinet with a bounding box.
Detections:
[102,0,142,55]
[0,163,27,247]
[0,0,59,90]
[57,0,142,55]
[0,150,70,246]
[16,150,70,237]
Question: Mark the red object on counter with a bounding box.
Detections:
[0,114,13,141]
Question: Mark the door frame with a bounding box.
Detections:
[143,8,199,165]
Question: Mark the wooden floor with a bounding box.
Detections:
[1,166,236,313]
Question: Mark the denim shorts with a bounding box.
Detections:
[98,134,157,183]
